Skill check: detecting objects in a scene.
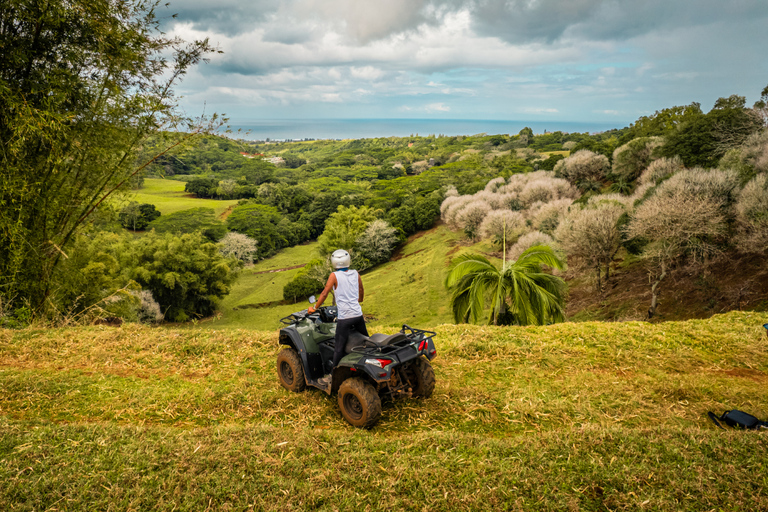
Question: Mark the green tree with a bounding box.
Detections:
[317,205,378,256]
[225,203,287,259]
[148,207,227,242]
[444,246,566,326]
[119,202,160,231]
[0,0,217,314]
[122,231,239,322]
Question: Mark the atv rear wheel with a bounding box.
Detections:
[277,348,306,392]
[410,357,435,398]
[337,377,381,428]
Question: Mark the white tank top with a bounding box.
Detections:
[334,269,363,320]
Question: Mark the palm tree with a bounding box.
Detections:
[444,245,567,326]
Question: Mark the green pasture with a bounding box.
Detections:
[127,178,239,217]
[2,312,768,510]
[210,225,500,331]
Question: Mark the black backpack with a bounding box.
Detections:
[708,410,768,430]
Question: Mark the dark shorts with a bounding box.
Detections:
[333,315,368,368]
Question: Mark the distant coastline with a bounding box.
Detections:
[226,118,626,141]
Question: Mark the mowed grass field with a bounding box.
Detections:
[128,178,239,217]
[1,312,768,510]
[211,224,500,331]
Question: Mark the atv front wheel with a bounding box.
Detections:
[276,348,306,392]
[337,377,381,428]
[410,357,435,398]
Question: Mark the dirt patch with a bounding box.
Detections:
[565,251,768,322]
[391,248,426,262]
[253,264,305,275]
[716,368,768,382]
[218,204,235,221]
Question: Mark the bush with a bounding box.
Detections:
[356,220,400,266]
[455,200,491,240]
[554,150,610,190]
[317,205,378,256]
[218,232,259,264]
[122,231,240,322]
[507,231,558,261]
[283,275,324,304]
[119,202,160,231]
[148,207,227,242]
[527,198,573,234]
[185,178,219,198]
[555,203,626,290]
[638,156,684,186]
[478,210,527,245]
[611,137,663,182]
[734,174,768,254]
[132,290,164,324]
[226,203,288,259]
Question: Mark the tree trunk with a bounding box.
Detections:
[648,261,667,319]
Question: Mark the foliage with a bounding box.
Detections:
[719,129,768,184]
[611,137,663,182]
[118,202,161,231]
[283,275,324,304]
[121,231,240,322]
[148,207,227,242]
[734,174,768,254]
[555,203,626,291]
[658,103,763,168]
[317,205,379,256]
[507,231,558,261]
[225,203,298,259]
[554,150,611,190]
[478,210,527,246]
[0,0,217,314]
[444,245,566,326]
[356,220,400,266]
[218,232,259,264]
[132,289,164,323]
[638,156,684,186]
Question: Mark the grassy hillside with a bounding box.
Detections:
[2,312,768,510]
[209,224,500,331]
[129,178,239,217]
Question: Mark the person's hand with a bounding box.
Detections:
[308,306,316,314]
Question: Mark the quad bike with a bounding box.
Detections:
[276,298,437,428]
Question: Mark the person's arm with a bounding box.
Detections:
[309,273,337,313]
[358,273,364,303]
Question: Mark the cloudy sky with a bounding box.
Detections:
[165,0,768,130]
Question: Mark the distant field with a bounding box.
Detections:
[208,224,500,331]
[2,312,767,510]
[128,178,239,217]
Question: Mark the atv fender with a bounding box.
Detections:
[279,328,323,380]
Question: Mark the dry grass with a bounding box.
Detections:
[2,311,768,510]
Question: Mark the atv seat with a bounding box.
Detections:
[345,331,408,353]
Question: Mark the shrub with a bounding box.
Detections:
[283,275,324,304]
[626,184,728,316]
[226,203,288,258]
[507,231,558,261]
[554,150,610,189]
[611,137,663,182]
[356,220,400,265]
[527,198,574,234]
[719,129,768,184]
[218,232,259,264]
[734,174,768,253]
[119,202,160,231]
[317,205,379,256]
[132,290,164,324]
[455,200,491,240]
[478,210,527,245]
[148,207,228,242]
[655,168,740,205]
[122,231,240,322]
[555,203,626,291]
[638,156,684,186]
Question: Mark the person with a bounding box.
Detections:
[308,249,367,388]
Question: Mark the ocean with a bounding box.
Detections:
[227,118,625,141]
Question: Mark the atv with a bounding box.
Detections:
[276,298,438,428]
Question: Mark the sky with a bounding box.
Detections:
[164,0,768,130]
